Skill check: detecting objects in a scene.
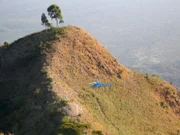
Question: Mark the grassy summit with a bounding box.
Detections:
[0,26,180,135]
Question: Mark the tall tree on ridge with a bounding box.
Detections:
[47,4,64,27]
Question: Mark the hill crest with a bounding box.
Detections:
[0,26,180,135]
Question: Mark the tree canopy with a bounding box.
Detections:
[41,13,51,29]
[47,4,64,26]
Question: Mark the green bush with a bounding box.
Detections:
[41,68,47,75]
[160,101,168,108]
[34,88,41,94]
[61,99,68,106]
[39,41,53,55]
[58,122,90,135]
[47,77,53,83]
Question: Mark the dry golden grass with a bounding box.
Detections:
[43,26,180,135]
[0,26,180,135]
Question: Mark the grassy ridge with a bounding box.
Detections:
[0,26,180,135]
[46,26,180,135]
[0,27,91,135]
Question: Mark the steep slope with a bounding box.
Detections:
[0,26,180,135]
[0,30,64,135]
[45,26,180,135]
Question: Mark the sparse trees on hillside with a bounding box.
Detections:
[47,4,64,26]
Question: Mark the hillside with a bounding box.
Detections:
[0,26,180,135]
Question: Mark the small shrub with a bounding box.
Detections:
[47,84,52,91]
[41,68,47,75]
[57,116,91,135]
[58,122,90,135]
[59,28,66,35]
[117,73,121,79]
[47,77,53,83]
[57,108,63,113]
[39,41,53,55]
[61,99,68,106]
[144,73,149,79]
[49,26,61,40]
[91,92,95,98]
[92,130,103,135]
[34,88,41,94]
[166,89,173,96]
[160,101,168,108]
[45,41,52,49]
[3,41,9,46]
[177,129,180,135]
[55,34,59,40]
[97,61,104,69]
[61,116,71,123]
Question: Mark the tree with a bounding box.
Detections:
[3,42,9,46]
[41,13,51,29]
[47,4,64,26]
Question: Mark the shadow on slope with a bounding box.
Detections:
[0,27,90,135]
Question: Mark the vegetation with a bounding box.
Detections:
[58,117,91,135]
[41,26,180,135]
[0,26,180,135]
[0,27,89,135]
[47,4,64,26]
[41,4,64,32]
[41,13,51,29]
[160,101,168,108]
[3,41,9,46]
[92,130,103,135]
